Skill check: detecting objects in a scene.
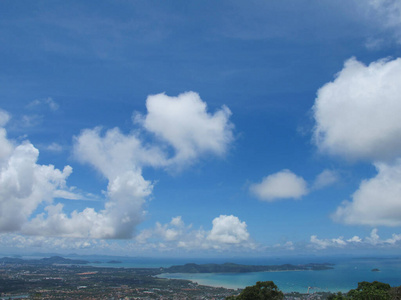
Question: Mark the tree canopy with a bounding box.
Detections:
[227,281,284,300]
[328,281,392,300]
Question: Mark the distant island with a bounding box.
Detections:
[160,262,334,274]
[0,256,89,265]
[0,256,334,274]
[107,260,122,264]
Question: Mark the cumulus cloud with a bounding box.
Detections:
[37,127,162,238]
[66,126,172,238]
[333,160,401,226]
[250,169,308,201]
[136,216,189,243]
[310,235,346,250]
[136,215,253,251]
[0,122,74,233]
[0,125,154,239]
[0,92,235,240]
[207,215,250,244]
[313,57,401,227]
[313,57,401,162]
[67,92,233,238]
[0,109,151,239]
[73,127,167,175]
[347,236,362,243]
[23,173,151,239]
[312,169,339,190]
[135,92,234,167]
[33,92,233,239]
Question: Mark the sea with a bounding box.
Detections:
[18,254,401,294]
[155,256,401,293]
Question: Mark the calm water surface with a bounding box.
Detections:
[157,257,401,293]
[49,255,401,293]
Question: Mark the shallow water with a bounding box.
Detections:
[157,257,401,293]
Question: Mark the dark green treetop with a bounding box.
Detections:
[227,281,284,300]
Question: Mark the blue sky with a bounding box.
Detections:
[1,0,401,257]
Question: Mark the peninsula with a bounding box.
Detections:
[161,262,334,273]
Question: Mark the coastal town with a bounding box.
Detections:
[0,256,342,299]
[0,259,237,299]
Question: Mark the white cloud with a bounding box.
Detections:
[368,0,401,25]
[136,215,253,251]
[0,92,235,240]
[0,109,151,239]
[157,217,187,241]
[137,216,189,243]
[313,57,401,228]
[0,134,73,233]
[366,228,380,245]
[207,215,250,244]
[52,92,234,238]
[385,233,401,245]
[0,233,113,252]
[250,169,308,201]
[170,216,184,227]
[313,57,401,162]
[0,129,13,165]
[333,160,401,226]
[46,142,63,152]
[135,92,234,167]
[366,0,401,43]
[310,229,401,250]
[347,236,362,243]
[0,109,10,127]
[73,127,167,176]
[310,235,331,250]
[21,114,43,128]
[273,241,295,251]
[312,169,339,190]
[28,97,59,111]
[24,168,152,239]
[310,235,347,250]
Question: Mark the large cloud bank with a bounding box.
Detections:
[0,92,235,239]
[313,57,401,226]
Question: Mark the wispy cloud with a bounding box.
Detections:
[312,169,339,190]
[27,97,59,111]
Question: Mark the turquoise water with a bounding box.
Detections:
[61,255,401,293]
[157,257,401,293]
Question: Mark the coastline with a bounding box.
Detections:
[5,255,401,294]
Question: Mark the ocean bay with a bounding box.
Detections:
[155,257,401,293]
